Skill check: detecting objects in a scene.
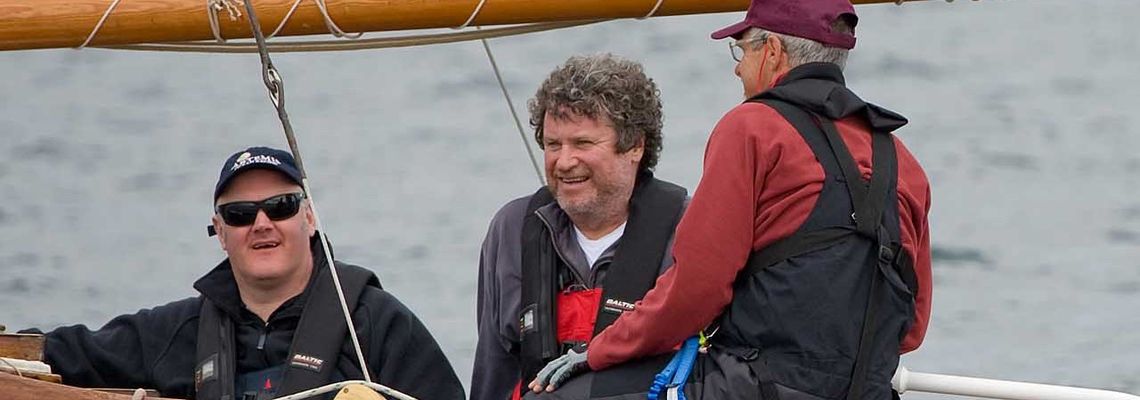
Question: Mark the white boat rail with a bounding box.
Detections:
[268,366,1140,400]
[894,366,1140,400]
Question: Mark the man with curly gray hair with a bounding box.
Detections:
[471,53,688,400]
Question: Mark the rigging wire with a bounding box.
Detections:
[237,0,381,390]
[477,31,546,185]
[461,2,671,186]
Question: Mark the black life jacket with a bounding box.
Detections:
[518,173,687,397]
[712,63,918,400]
[194,252,381,400]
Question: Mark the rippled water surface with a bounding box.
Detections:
[2,1,1138,397]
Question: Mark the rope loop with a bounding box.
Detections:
[0,358,24,378]
[78,0,125,49]
[207,0,245,43]
[455,0,490,29]
[637,0,666,20]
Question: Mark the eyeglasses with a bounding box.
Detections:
[215,192,305,227]
[729,35,768,62]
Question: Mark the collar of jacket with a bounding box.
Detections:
[193,233,331,322]
[753,62,909,133]
[534,171,658,274]
[535,200,593,274]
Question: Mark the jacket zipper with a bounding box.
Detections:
[257,320,272,351]
[534,211,588,287]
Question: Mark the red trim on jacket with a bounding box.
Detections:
[557,288,603,343]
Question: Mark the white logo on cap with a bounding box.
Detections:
[231,152,282,171]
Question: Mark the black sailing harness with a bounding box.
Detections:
[518,173,687,396]
[194,254,380,400]
[712,63,918,400]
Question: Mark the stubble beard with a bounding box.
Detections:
[554,177,633,232]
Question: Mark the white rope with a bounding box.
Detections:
[268,0,306,38]
[214,0,360,42]
[313,0,363,39]
[455,0,490,30]
[272,380,417,400]
[97,20,602,53]
[253,0,366,40]
[207,0,244,43]
[0,358,23,378]
[77,0,124,48]
[302,179,374,384]
[477,30,545,185]
[235,0,376,385]
[637,0,666,19]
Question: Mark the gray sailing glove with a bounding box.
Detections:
[529,348,590,392]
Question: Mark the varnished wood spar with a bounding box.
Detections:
[0,0,748,51]
[0,367,63,384]
[0,334,44,361]
[0,372,178,400]
[0,0,924,51]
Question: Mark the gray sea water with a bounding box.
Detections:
[1,1,1138,398]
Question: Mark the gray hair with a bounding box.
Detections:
[528,53,664,173]
[744,23,851,70]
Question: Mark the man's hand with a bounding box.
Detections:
[528,348,590,393]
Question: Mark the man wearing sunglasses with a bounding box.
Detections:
[34,146,465,400]
[528,1,933,399]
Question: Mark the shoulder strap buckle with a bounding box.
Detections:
[878,243,897,265]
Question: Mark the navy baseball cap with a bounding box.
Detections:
[213,146,304,201]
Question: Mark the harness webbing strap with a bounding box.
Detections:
[276,263,376,396]
[519,187,560,383]
[744,98,903,400]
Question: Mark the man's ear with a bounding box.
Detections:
[303,202,317,236]
[770,35,789,67]
[211,214,227,250]
[628,136,645,163]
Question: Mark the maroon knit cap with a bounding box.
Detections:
[710,0,858,49]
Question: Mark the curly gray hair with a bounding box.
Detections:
[528,53,663,173]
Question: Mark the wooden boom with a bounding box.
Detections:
[0,0,922,52]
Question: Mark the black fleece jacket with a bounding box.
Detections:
[40,240,464,400]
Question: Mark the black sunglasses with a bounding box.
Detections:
[215,192,306,227]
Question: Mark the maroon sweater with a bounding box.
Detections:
[587,101,933,370]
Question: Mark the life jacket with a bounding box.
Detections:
[518,173,687,398]
[193,254,381,400]
[712,63,918,400]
